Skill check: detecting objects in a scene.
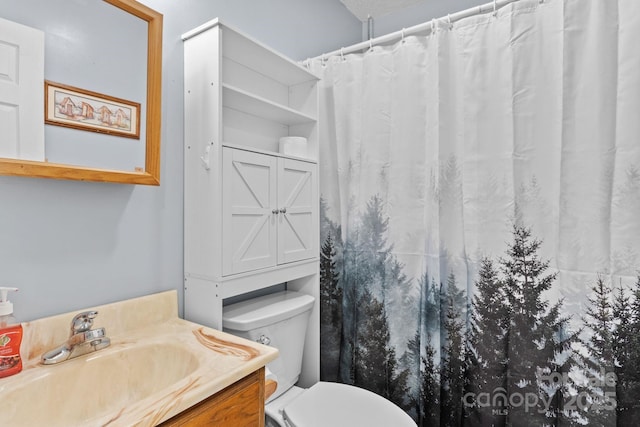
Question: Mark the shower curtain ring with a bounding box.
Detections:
[401,28,405,43]
[431,18,436,35]
[447,14,453,29]
[493,0,498,16]
[340,47,345,61]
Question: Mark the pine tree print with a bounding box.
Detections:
[339,194,412,392]
[619,274,640,421]
[419,334,440,427]
[465,257,509,427]
[405,331,423,420]
[500,226,576,426]
[320,196,346,382]
[612,282,634,423]
[320,232,343,382]
[403,272,442,424]
[354,288,409,409]
[440,273,466,426]
[408,272,441,413]
[340,195,393,382]
[339,234,359,384]
[580,275,616,425]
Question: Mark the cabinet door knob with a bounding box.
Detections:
[272,209,279,215]
[279,207,287,214]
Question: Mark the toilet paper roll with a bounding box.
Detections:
[279,136,308,158]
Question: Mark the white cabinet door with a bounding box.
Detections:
[277,158,317,264]
[0,17,44,161]
[222,147,317,276]
[222,148,277,276]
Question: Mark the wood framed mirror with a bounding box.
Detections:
[0,0,162,185]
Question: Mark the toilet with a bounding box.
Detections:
[222,290,416,427]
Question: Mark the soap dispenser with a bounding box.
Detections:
[0,287,22,378]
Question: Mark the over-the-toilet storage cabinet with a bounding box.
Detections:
[181,19,320,387]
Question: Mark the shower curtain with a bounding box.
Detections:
[311,0,640,425]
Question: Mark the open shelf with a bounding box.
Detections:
[222,84,316,126]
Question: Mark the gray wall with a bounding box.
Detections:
[366,0,488,40]
[0,0,359,322]
[0,0,486,323]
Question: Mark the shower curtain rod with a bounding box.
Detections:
[309,0,522,61]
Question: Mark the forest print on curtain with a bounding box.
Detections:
[311,0,640,425]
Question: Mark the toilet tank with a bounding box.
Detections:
[222,290,315,402]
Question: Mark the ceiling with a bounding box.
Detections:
[340,0,428,21]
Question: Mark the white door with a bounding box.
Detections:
[277,158,317,264]
[222,148,277,276]
[0,17,44,161]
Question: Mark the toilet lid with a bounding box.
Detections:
[283,382,416,427]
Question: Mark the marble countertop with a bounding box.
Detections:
[0,290,279,426]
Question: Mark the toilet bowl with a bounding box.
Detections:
[222,290,416,427]
[265,382,416,427]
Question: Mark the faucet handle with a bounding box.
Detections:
[71,310,98,334]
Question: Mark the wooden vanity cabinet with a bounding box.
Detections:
[159,368,265,427]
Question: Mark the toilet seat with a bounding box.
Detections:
[282,382,416,427]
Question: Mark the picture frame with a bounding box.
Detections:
[0,0,163,185]
[45,80,141,139]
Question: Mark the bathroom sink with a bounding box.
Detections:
[0,342,200,427]
[0,290,278,427]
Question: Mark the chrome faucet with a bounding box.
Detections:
[41,310,111,365]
